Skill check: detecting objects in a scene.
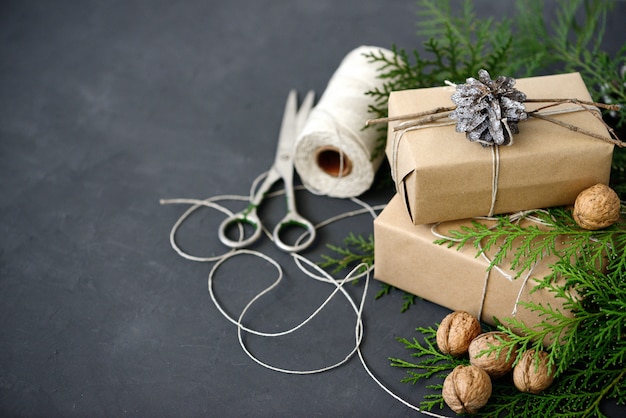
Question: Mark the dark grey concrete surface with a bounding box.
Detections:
[1,1,625,416]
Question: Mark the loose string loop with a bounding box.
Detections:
[159,172,272,262]
[431,209,550,321]
[161,186,450,417]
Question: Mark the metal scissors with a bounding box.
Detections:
[218,89,316,252]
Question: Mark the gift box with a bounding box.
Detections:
[386,72,614,224]
[373,194,573,336]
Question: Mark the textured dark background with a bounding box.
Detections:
[1,1,625,416]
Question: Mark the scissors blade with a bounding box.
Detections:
[273,90,313,174]
[295,90,315,133]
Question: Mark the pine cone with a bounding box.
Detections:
[449,69,527,146]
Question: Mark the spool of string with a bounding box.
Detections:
[294,45,394,198]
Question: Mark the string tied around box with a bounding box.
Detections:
[430,209,554,322]
[160,178,452,418]
[368,69,625,218]
[367,69,624,146]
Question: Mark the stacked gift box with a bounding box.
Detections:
[373,72,615,333]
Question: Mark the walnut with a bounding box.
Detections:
[468,332,517,378]
[573,183,621,230]
[513,349,555,394]
[436,311,481,356]
[442,364,492,415]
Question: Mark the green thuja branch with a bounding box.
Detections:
[363,0,527,159]
[390,326,467,383]
[389,326,463,412]
[319,233,418,311]
[549,1,625,113]
[366,1,626,415]
[612,147,626,199]
[435,206,626,372]
[363,0,522,123]
[319,233,374,276]
[517,0,626,197]
[400,292,417,313]
[392,211,626,417]
[366,0,622,120]
[416,0,520,79]
[489,224,626,416]
[364,0,626,198]
[434,206,626,280]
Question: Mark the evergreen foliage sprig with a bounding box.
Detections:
[364,0,626,197]
[391,326,466,383]
[363,0,523,157]
[318,232,375,276]
[366,0,624,124]
[319,207,626,415]
[548,0,626,127]
[543,0,626,196]
[391,265,626,417]
[318,233,417,311]
[392,206,626,417]
[434,207,624,280]
[343,1,626,415]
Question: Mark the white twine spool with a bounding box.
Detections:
[294,45,394,198]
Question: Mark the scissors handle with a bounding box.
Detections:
[272,211,316,253]
[218,208,263,249]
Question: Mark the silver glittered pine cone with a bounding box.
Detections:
[449,69,527,146]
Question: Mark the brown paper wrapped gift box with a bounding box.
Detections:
[373,194,573,334]
[386,72,614,225]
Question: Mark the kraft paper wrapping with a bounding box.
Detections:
[373,194,573,337]
[386,72,614,225]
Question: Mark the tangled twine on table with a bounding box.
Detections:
[160,186,451,418]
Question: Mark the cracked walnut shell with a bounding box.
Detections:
[436,311,481,356]
[469,332,517,378]
[442,364,492,415]
[513,349,555,394]
[573,183,621,230]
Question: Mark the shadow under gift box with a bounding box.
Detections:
[386,72,614,225]
[373,194,577,341]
